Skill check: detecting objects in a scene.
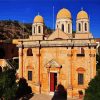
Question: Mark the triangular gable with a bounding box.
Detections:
[45,59,61,68]
[47,29,70,40]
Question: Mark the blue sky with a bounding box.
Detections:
[0,0,100,38]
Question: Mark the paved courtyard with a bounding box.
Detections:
[29,94,83,100]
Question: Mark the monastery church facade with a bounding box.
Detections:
[18,8,97,97]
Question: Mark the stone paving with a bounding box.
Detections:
[29,94,83,100]
[30,94,52,100]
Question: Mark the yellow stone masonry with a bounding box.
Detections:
[18,8,97,97]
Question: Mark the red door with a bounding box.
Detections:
[50,73,57,92]
[50,73,54,92]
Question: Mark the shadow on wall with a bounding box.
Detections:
[0,66,2,72]
[52,84,67,100]
[0,48,5,59]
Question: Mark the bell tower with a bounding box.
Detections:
[56,8,72,34]
[31,14,44,40]
[76,9,89,33]
[32,14,44,35]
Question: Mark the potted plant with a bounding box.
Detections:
[78,90,83,99]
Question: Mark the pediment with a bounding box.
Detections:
[47,29,71,40]
[76,67,85,72]
[45,59,61,68]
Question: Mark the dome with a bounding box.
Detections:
[34,15,44,23]
[77,10,88,20]
[57,8,72,19]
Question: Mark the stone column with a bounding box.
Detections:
[88,21,89,32]
[67,47,72,87]
[41,25,43,34]
[67,47,73,98]
[76,22,78,33]
[47,68,50,92]
[70,22,72,34]
[59,22,62,31]
[19,45,23,78]
[82,21,84,33]
[64,21,66,33]
[66,23,68,33]
[35,24,37,34]
[93,49,96,77]
[91,47,96,79]
[83,22,85,32]
[89,47,92,80]
[38,45,41,93]
[32,24,34,35]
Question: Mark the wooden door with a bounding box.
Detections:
[50,73,57,92]
[50,73,54,92]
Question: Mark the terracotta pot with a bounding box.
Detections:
[79,94,83,99]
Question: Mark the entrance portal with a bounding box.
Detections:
[50,73,57,92]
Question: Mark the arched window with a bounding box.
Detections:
[77,47,85,56]
[38,26,41,33]
[78,73,84,85]
[68,24,70,33]
[27,48,33,56]
[80,48,84,54]
[57,25,58,28]
[28,71,32,81]
[62,24,64,32]
[34,27,35,33]
[78,23,81,31]
[85,23,87,31]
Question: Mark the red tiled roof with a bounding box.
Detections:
[96,38,100,42]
